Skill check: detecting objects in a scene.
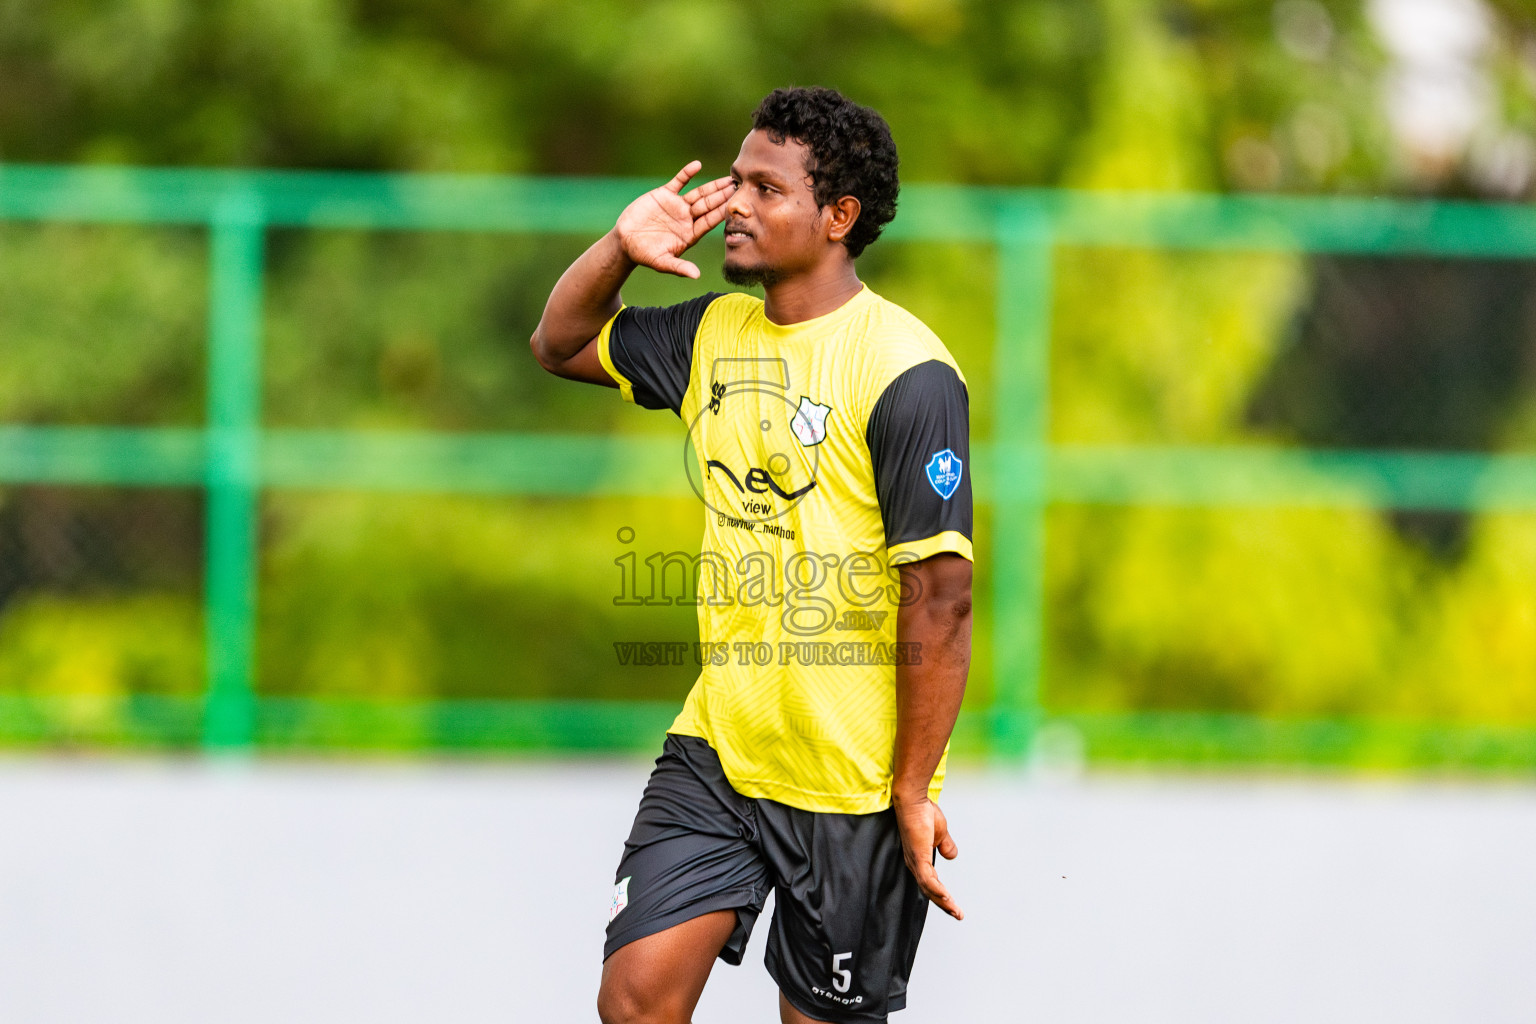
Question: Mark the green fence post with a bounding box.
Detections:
[201,191,265,750]
[990,201,1054,759]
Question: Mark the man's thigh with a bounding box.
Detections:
[758,804,930,1024]
[598,909,738,1024]
[605,734,771,965]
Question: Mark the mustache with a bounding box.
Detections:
[724,221,754,236]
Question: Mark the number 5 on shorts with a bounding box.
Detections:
[832,951,853,993]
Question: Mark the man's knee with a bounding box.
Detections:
[596,971,684,1024]
[595,980,638,1024]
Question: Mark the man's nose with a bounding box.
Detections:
[726,185,750,218]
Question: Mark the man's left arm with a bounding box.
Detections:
[864,356,975,920]
[893,552,972,921]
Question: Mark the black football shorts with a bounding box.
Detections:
[604,734,930,1023]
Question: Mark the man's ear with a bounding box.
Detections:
[826,196,862,244]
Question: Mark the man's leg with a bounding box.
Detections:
[601,736,773,1022]
[597,909,738,1024]
[779,990,834,1024]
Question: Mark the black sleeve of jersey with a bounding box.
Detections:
[606,293,721,415]
[865,359,973,552]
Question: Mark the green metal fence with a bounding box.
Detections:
[5,163,1536,767]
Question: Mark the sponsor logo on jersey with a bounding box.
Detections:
[706,459,818,502]
[925,448,963,500]
[790,396,831,447]
[609,876,630,922]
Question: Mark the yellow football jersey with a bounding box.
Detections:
[598,284,972,814]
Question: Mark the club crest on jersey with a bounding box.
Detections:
[791,397,831,447]
[925,449,963,500]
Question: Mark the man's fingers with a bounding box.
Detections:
[687,186,733,219]
[930,888,964,920]
[910,856,942,897]
[912,859,964,920]
[932,889,964,920]
[664,160,703,195]
[931,804,959,860]
[652,254,701,279]
[682,175,735,208]
[689,204,729,242]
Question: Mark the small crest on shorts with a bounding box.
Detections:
[791,396,831,447]
[609,876,631,922]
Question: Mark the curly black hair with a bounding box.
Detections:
[751,87,899,259]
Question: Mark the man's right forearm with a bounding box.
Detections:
[530,229,635,374]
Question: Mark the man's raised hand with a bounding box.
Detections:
[613,161,735,280]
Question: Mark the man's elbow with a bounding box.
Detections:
[529,327,563,376]
[933,558,973,615]
[937,588,972,626]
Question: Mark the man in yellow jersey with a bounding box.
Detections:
[531,87,973,1024]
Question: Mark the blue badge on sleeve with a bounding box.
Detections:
[925,449,963,500]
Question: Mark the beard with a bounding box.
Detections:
[722,258,786,288]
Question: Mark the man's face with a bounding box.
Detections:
[722,129,827,287]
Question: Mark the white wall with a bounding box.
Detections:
[0,758,1532,1023]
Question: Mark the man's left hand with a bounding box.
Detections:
[893,794,964,920]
